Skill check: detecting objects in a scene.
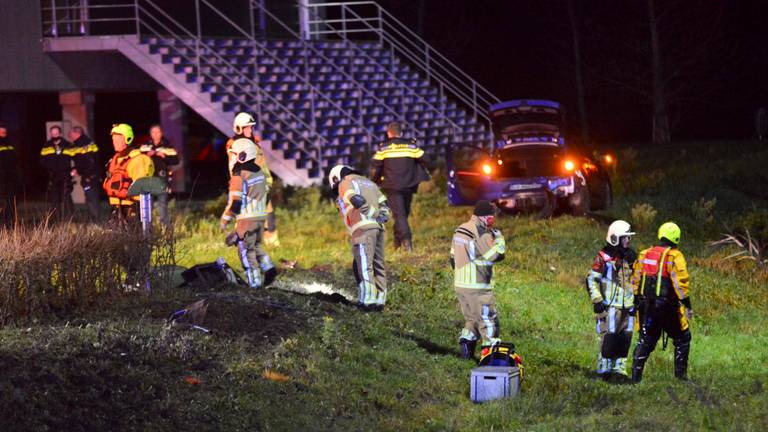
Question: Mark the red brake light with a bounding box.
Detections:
[481,163,493,176]
[604,155,614,164]
[564,160,575,172]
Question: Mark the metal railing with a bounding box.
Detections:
[247,0,440,145]
[295,1,460,141]
[41,0,354,173]
[306,1,499,140]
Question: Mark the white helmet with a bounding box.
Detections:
[230,138,258,165]
[606,220,635,246]
[328,164,350,188]
[233,112,256,134]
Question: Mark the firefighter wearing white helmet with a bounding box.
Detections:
[220,138,276,289]
[225,112,281,247]
[329,164,390,311]
[584,219,637,377]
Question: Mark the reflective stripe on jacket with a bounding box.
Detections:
[631,245,690,301]
[222,161,269,224]
[451,216,506,289]
[585,247,636,308]
[226,135,272,186]
[369,137,430,190]
[103,149,154,206]
[337,174,386,234]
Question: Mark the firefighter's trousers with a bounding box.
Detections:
[238,222,274,289]
[351,227,386,306]
[595,306,634,375]
[632,299,691,379]
[455,288,500,347]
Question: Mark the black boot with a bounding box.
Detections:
[459,338,477,360]
[674,331,691,381]
[631,366,644,383]
[401,239,413,252]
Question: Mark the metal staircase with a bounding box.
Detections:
[41,0,498,186]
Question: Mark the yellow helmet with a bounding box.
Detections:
[658,221,681,244]
[110,123,134,144]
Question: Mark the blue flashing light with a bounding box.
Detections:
[489,99,561,112]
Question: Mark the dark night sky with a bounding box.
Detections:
[376,0,768,144]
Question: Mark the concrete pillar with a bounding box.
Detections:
[59,90,94,204]
[59,90,94,134]
[158,89,187,193]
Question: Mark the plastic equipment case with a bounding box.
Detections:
[470,366,521,403]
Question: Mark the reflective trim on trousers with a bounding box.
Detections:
[359,243,374,304]
[608,307,617,333]
[482,304,495,341]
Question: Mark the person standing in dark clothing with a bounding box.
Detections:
[40,125,75,220]
[369,122,430,251]
[69,126,101,222]
[140,124,179,227]
[0,123,19,227]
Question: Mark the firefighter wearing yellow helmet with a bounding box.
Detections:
[630,221,693,382]
[225,112,280,246]
[103,123,154,221]
[585,220,637,377]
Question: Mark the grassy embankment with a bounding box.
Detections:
[0,140,766,431]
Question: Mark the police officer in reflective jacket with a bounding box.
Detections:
[140,124,179,226]
[69,126,101,221]
[369,122,430,251]
[631,222,693,382]
[40,125,76,220]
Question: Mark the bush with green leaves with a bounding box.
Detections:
[631,202,658,231]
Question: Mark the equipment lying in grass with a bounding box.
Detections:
[470,342,524,403]
[170,299,210,332]
[181,257,244,288]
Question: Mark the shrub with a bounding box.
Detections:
[692,197,717,225]
[631,203,658,231]
[0,221,176,324]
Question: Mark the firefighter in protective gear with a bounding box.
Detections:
[226,112,280,246]
[40,125,77,219]
[451,200,506,360]
[141,124,180,226]
[103,123,154,222]
[369,122,430,251]
[0,123,19,227]
[329,164,390,311]
[631,221,693,382]
[220,138,275,289]
[68,126,101,221]
[585,220,638,377]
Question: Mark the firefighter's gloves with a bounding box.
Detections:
[349,194,367,209]
[593,302,608,314]
[224,232,240,247]
[376,206,390,224]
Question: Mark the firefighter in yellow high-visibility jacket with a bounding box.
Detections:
[103,123,154,222]
[630,222,693,382]
[450,200,506,360]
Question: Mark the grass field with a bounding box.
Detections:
[0,141,766,431]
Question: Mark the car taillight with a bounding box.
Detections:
[604,154,614,164]
[481,163,493,176]
[564,160,575,172]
